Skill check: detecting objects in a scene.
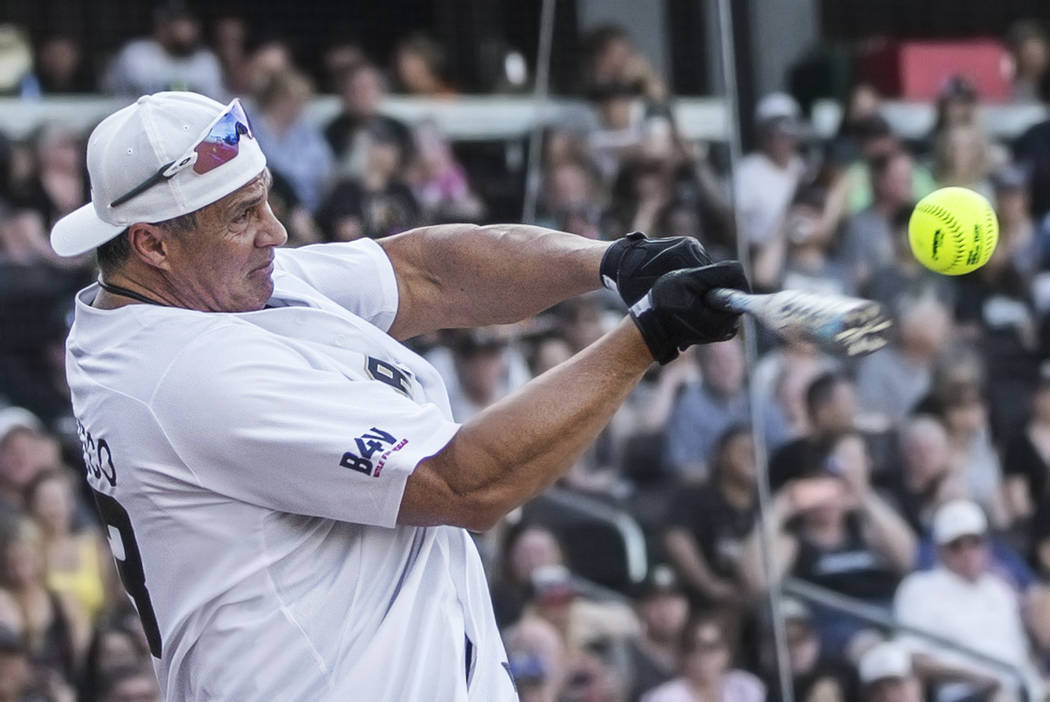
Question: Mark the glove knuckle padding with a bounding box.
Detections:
[601,232,713,307]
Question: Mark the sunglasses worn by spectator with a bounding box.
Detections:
[109,99,254,208]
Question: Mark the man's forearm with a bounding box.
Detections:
[381,224,609,340]
[399,319,652,530]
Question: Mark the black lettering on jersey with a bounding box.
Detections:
[93,490,162,658]
[366,357,411,396]
[340,427,399,476]
[76,418,117,487]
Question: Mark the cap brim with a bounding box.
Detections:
[50,203,126,257]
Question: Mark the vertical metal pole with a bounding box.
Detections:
[713,1,794,700]
[522,0,558,223]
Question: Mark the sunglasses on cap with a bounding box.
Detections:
[109,99,255,208]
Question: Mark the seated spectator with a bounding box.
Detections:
[889,415,968,535]
[855,295,951,429]
[406,121,484,223]
[625,566,691,701]
[1006,360,1050,525]
[0,407,60,513]
[751,339,839,442]
[24,469,113,623]
[893,499,1044,701]
[320,40,366,94]
[316,122,420,240]
[103,3,224,98]
[0,516,87,686]
[98,664,161,702]
[503,615,567,702]
[993,165,1045,287]
[537,159,603,240]
[641,612,764,702]
[838,149,919,289]
[392,33,456,97]
[581,25,667,102]
[733,93,806,247]
[768,373,857,489]
[857,641,924,702]
[931,382,1007,528]
[742,434,916,652]
[324,62,413,165]
[602,157,675,236]
[663,425,758,607]
[79,615,152,702]
[1007,20,1050,103]
[209,15,249,94]
[514,564,638,697]
[441,329,527,422]
[864,204,957,313]
[663,339,749,479]
[250,69,333,213]
[32,33,96,94]
[841,114,935,216]
[752,183,854,297]
[9,124,88,229]
[0,25,35,97]
[490,524,566,628]
[767,597,859,702]
[932,123,995,201]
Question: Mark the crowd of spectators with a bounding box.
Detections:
[2,4,1050,701]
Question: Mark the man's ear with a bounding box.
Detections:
[126,223,171,270]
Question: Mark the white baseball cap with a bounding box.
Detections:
[859,641,912,684]
[932,499,988,545]
[0,406,43,444]
[755,91,801,123]
[50,91,267,257]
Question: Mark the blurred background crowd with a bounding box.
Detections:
[3,1,1050,701]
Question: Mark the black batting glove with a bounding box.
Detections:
[629,261,751,364]
[600,232,713,307]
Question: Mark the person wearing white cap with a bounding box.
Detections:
[731,91,807,247]
[858,641,922,702]
[892,499,1044,701]
[50,91,750,701]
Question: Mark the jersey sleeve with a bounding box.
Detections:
[149,324,458,528]
[274,239,399,331]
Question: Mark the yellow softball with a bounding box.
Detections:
[908,186,998,275]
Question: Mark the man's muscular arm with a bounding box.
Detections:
[399,319,653,531]
[379,224,608,340]
[397,262,750,531]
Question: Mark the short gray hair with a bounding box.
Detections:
[95,211,198,276]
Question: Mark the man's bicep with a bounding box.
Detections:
[152,337,458,526]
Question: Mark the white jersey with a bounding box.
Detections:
[65,239,518,702]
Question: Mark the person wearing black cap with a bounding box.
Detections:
[625,566,691,700]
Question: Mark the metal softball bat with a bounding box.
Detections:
[705,288,893,357]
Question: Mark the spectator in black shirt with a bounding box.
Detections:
[323,63,413,166]
[742,431,915,652]
[625,566,690,702]
[663,425,758,607]
[768,373,857,489]
[1003,360,1050,523]
[316,122,420,241]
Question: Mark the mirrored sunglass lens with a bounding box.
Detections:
[192,106,253,175]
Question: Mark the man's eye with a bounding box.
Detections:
[233,208,251,223]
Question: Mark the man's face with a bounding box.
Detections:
[939,534,988,582]
[161,172,287,312]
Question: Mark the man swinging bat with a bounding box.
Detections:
[51,91,754,701]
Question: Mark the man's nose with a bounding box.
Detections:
[258,202,289,248]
